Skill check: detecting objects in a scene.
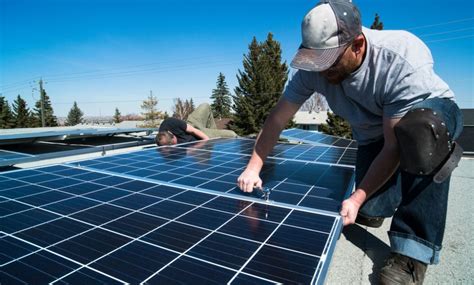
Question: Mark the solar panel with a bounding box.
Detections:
[281,128,358,149]
[70,144,355,213]
[0,127,155,145]
[0,150,33,163]
[0,139,154,168]
[176,138,356,167]
[1,164,343,284]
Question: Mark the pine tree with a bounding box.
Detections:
[0,97,15,129]
[231,33,289,135]
[370,13,384,30]
[12,95,31,128]
[320,112,353,139]
[140,91,162,127]
[32,91,58,127]
[65,101,84,126]
[113,107,122,124]
[211,73,232,119]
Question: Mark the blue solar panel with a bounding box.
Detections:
[70,145,355,213]
[281,128,358,149]
[176,138,356,166]
[0,150,33,164]
[1,165,343,284]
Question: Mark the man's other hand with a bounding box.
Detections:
[237,169,262,193]
[340,197,362,226]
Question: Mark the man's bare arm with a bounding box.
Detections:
[186,124,209,141]
[340,116,401,225]
[237,98,301,193]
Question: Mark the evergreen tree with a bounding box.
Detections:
[370,13,384,30]
[320,112,353,139]
[0,97,15,129]
[211,73,232,119]
[231,33,289,135]
[32,91,58,127]
[140,92,162,127]
[12,95,31,128]
[65,101,84,126]
[113,107,122,124]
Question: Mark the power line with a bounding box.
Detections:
[425,34,474,43]
[0,61,238,94]
[0,53,287,89]
[46,61,238,83]
[42,91,289,105]
[419,27,474,37]
[0,77,37,89]
[0,82,33,92]
[54,97,211,105]
[407,17,474,31]
[29,54,234,81]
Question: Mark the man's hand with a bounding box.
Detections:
[237,169,262,193]
[340,192,364,226]
[236,98,301,194]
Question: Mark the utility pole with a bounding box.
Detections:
[39,78,46,127]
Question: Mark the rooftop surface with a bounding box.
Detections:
[326,157,474,284]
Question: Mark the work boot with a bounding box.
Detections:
[355,212,385,228]
[379,253,428,285]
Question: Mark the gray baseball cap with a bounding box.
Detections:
[291,0,362,72]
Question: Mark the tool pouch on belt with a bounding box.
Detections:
[394,108,463,183]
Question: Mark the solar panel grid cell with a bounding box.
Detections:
[1,165,342,284]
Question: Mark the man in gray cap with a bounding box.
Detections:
[237,0,463,284]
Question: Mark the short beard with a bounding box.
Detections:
[322,69,351,84]
[321,56,358,85]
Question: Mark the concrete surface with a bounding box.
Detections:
[326,157,474,284]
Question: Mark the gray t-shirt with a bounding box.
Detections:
[284,27,454,145]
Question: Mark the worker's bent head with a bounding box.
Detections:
[156,131,176,146]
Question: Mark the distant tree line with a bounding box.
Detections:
[0,94,59,129]
[0,92,91,128]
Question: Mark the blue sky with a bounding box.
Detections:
[1,0,473,117]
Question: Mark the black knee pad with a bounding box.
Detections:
[394,108,462,183]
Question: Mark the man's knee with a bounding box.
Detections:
[394,108,462,182]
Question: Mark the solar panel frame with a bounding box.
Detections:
[0,149,34,162]
[0,127,156,144]
[1,164,344,284]
[0,139,154,168]
[281,128,358,149]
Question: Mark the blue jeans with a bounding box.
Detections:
[356,98,463,265]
